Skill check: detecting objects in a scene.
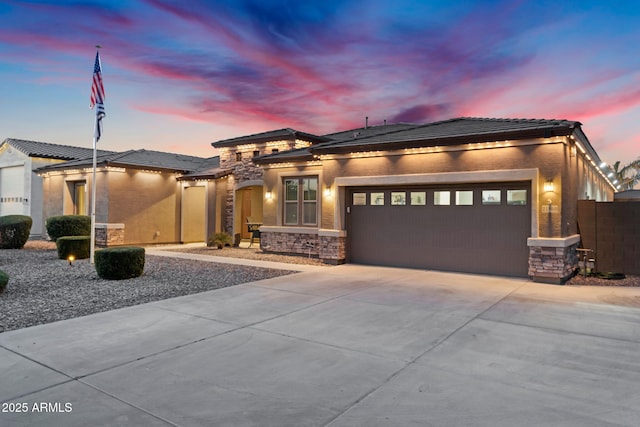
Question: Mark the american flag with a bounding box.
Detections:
[90,50,105,142]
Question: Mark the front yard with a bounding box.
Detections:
[0,242,296,332]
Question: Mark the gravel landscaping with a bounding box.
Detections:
[0,241,297,333]
[565,272,640,287]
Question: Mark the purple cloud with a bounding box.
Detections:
[391,104,450,123]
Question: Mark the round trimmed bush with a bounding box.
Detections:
[0,269,8,293]
[46,215,90,242]
[0,215,32,249]
[95,246,145,280]
[56,235,91,260]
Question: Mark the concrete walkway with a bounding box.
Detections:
[145,245,325,272]
[2,255,640,426]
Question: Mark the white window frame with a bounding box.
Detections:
[283,176,318,226]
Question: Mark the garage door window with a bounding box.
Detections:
[353,193,367,205]
[371,192,385,205]
[411,192,426,205]
[507,189,527,205]
[391,192,406,205]
[284,177,318,225]
[434,191,450,205]
[482,190,501,205]
[455,191,473,205]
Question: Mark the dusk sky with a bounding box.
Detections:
[1,0,639,164]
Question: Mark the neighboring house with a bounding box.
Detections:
[36,149,219,246]
[0,138,115,237]
[245,117,617,283]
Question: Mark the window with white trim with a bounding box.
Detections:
[284,177,318,225]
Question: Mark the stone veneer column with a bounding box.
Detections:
[219,147,266,237]
[318,230,346,264]
[527,235,580,284]
[224,175,235,235]
[95,223,125,247]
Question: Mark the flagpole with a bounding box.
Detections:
[89,44,103,264]
[90,130,97,264]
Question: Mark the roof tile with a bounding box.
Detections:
[2,138,115,160]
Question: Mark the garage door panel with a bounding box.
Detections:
[348,184,531,277]
[0,166,25,216]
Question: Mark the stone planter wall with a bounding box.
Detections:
[527,235,580,284]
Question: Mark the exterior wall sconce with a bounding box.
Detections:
[323,187,332,198]
[265,191,273,200]
[544,180,554,193]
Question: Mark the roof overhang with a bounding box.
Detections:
[177,168,232,180]
[212,129,331,148]
[311,126,576,155]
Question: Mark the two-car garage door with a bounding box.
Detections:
[347,182,531,277]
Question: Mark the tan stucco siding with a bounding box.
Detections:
[107,170,179,245]
[326,142,565,237]
[261,138,614,239]
[561,137,614,238]
[261,166,323,229]
[41,168,182,245]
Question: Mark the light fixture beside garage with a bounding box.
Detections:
[265,191,273,201]
[544,180,555,193]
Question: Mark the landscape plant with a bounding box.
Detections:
[0,215,32,249]
[56,235,91,260]
[0,269,8,293]
[95,246,145,280]
[208,232,233,249]
[45,215,91,242]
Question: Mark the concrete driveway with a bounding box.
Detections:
[1,264,640,426]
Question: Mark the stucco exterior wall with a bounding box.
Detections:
[29,158,69,236]
[259,135,615,271]
[263,138,614,239]
[106,169,180,245]
[41,168,181,245]
[263,140,571,238]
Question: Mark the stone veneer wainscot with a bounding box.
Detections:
[260,227,346,264]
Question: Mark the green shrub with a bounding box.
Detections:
[95,246,145,280]
[0,215,32,249]
[45,215,90,242]
[56,235,91,260]
[0,269,8,293]
[207,231,233,249]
